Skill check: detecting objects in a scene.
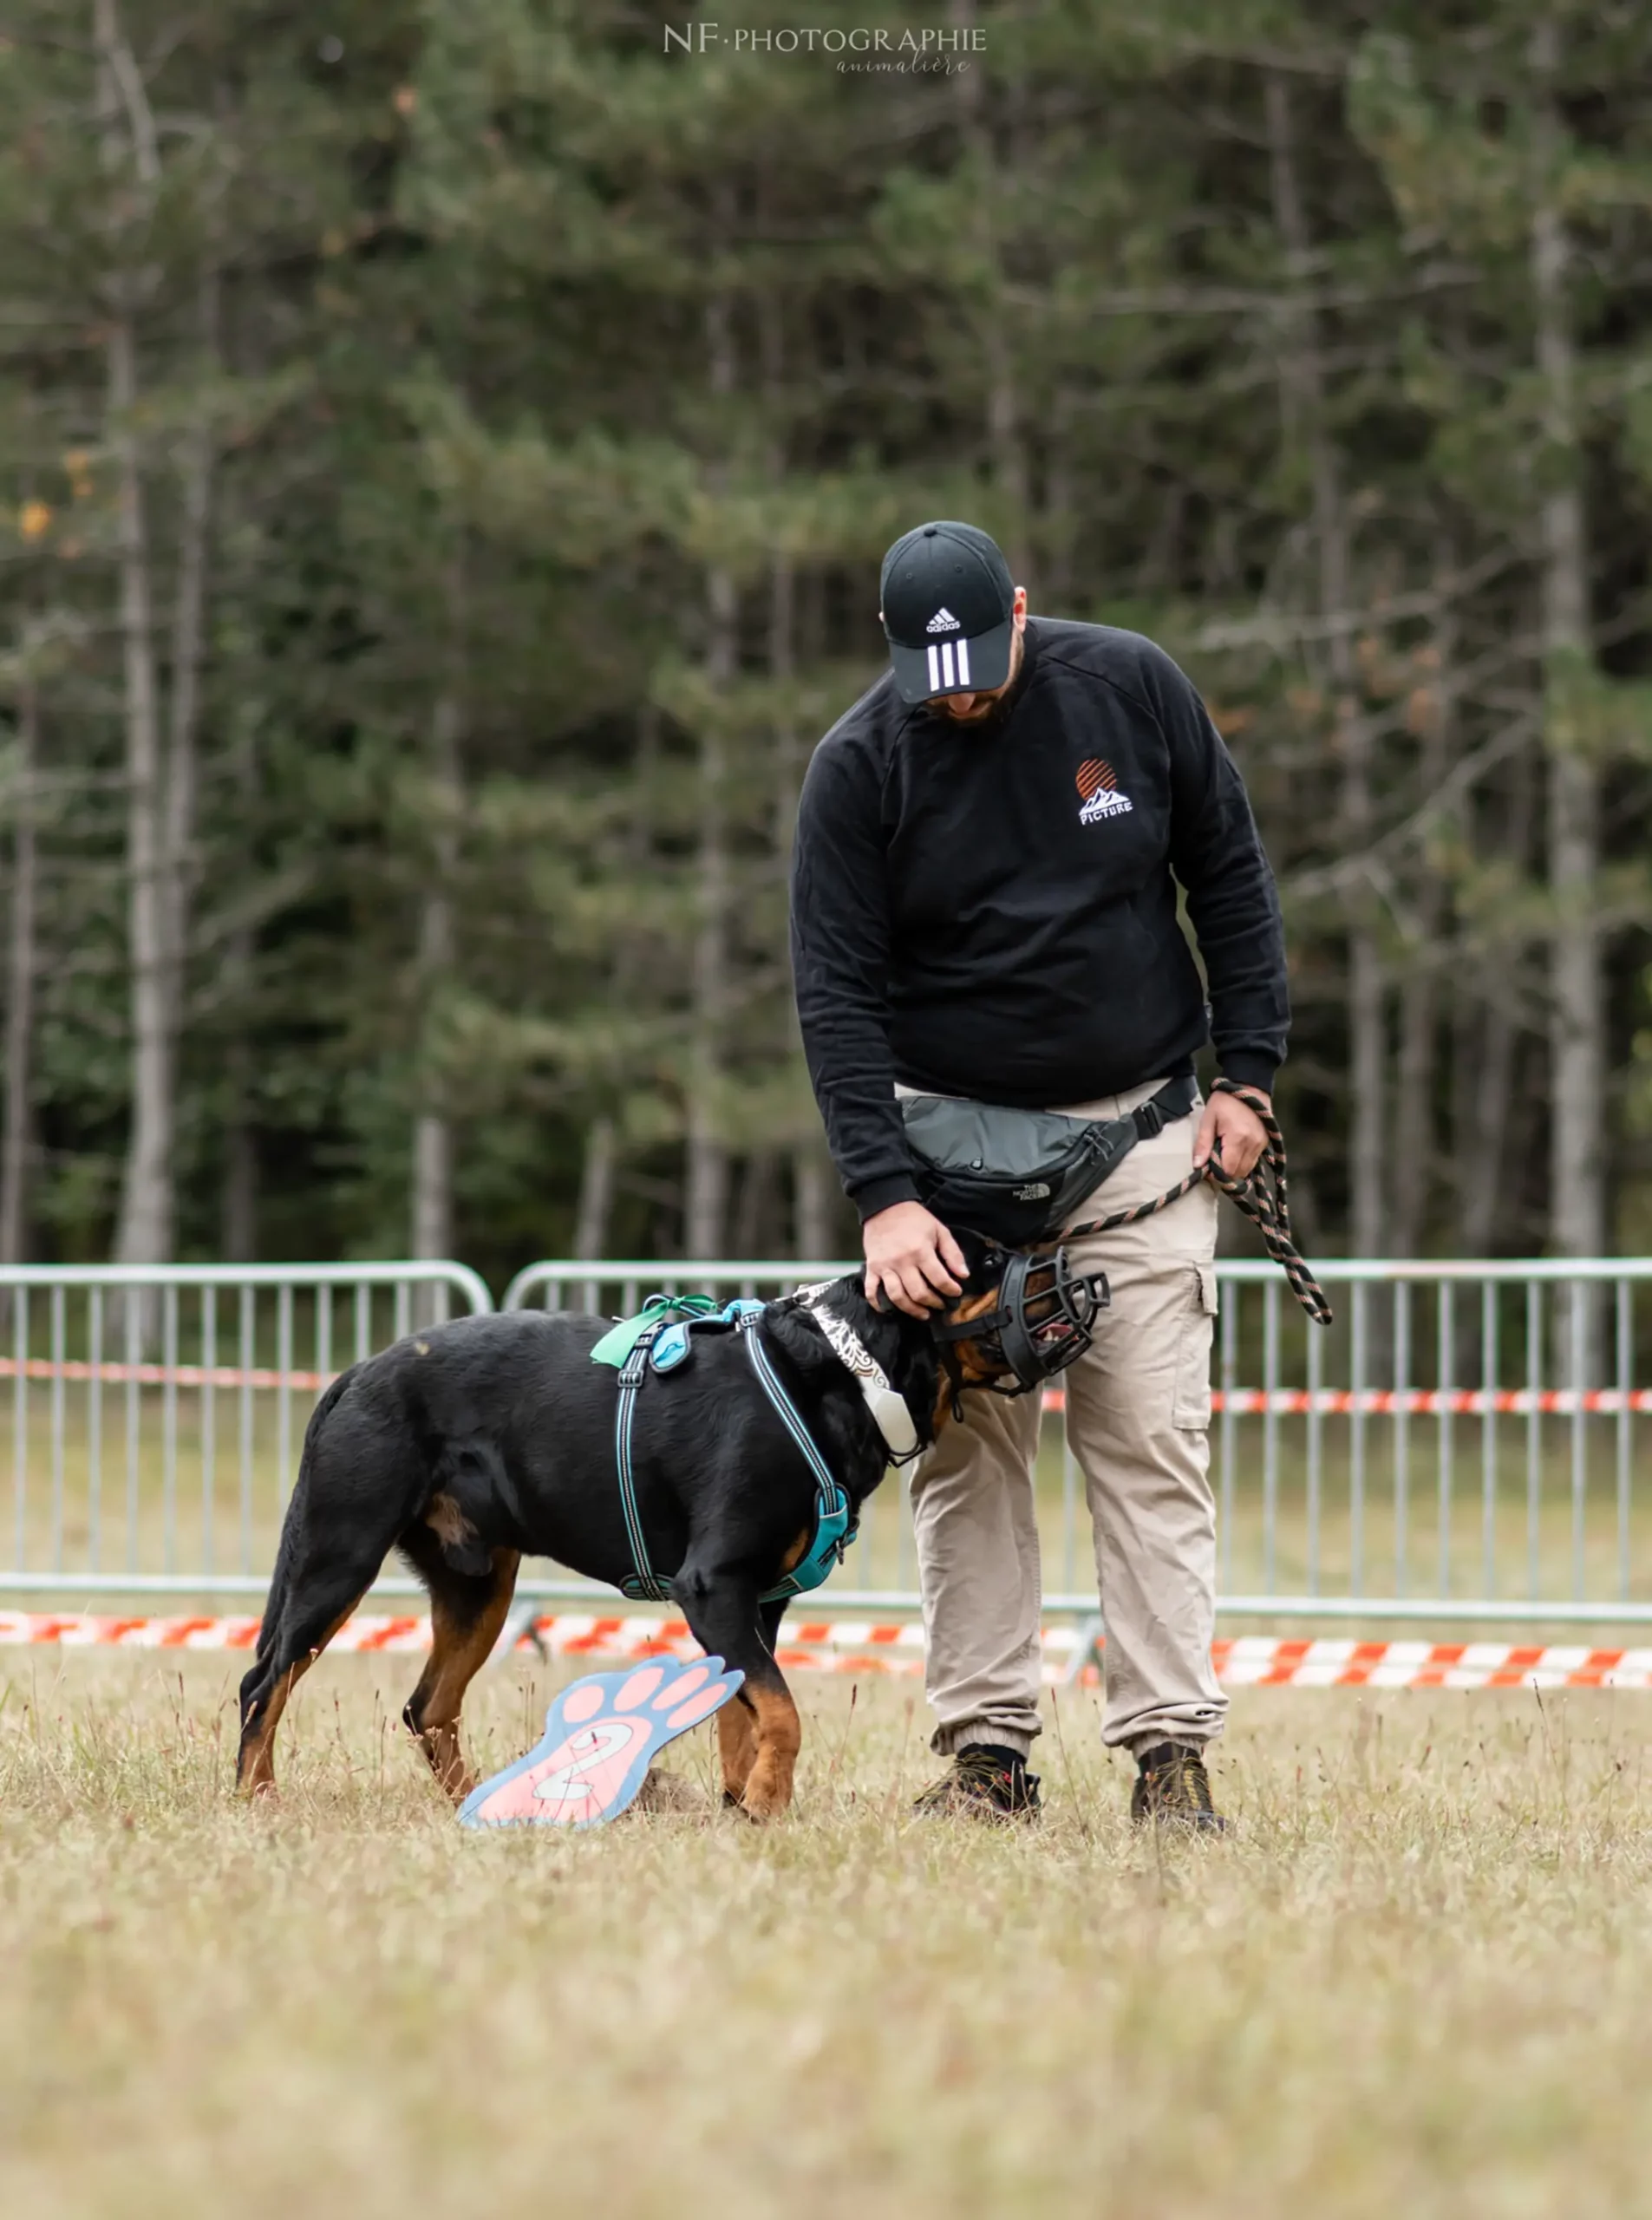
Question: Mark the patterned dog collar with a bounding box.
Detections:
[793,1284,921,1462]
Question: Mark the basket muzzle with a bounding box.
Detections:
[931,1243,1111,1394]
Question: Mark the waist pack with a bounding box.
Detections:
[900,1074,1198,1248]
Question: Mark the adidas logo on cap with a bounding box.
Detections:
[925,607,960,633]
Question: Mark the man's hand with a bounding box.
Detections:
[863,1200,968,1318]
[1194,1088,1271,1181]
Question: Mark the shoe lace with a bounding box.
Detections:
[1180,1752,1215,1815]
[916,1747,1036,1811]
[1141,1744,1215,1816]
[955,1748,1012,1786]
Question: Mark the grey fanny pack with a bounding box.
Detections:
[899,1074,1198,1248]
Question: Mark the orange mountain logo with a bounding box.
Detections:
[1075,758,1133,825]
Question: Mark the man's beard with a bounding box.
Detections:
[931,683,1013,728]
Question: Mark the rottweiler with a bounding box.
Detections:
[236,1252,1039,1818]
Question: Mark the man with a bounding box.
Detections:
[788,519,1288,1827]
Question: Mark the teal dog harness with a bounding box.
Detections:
[597,1297,858,1607]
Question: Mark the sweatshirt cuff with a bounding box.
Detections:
[1218,1053,1278,1096]
[851,1172,921,1223]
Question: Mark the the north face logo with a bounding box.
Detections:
[1076,758,1134,825]
[925,607,959,633]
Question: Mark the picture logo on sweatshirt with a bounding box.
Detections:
[1076,758,1134,825]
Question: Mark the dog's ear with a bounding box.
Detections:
[947,1226,1002,1292]
[831,1272,892,1344]
[764,1299,846,1381]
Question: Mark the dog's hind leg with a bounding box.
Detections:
[399,1535,521,1802]
[237,1367,390,1797]
[236,1583,370,1797]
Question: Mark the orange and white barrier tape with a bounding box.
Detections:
[2,1610,1650,1688]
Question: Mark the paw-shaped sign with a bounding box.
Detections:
[458,1655,744,1830]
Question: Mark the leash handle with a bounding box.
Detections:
[1063,1078,1333,1328]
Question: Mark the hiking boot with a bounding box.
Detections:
[913,1742,1041,1821]
[1130,1740,1225,1832]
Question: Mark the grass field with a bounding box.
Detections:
[3,1654,1650,2218]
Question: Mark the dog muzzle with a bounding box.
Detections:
[931,1244,1110,1395]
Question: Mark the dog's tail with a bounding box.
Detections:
[253,1364,360,1663]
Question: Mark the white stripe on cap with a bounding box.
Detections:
[927,643,940,692]
[956,635,970,686]
[941,640,956,689]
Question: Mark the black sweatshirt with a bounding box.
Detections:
[788,617,1289,1219]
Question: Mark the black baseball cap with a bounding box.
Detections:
[879,520,1016,705]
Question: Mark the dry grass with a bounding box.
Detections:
[3,1656,1651,2219]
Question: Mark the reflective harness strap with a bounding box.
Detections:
[738,1316,856,1602]
[615,1328,671,1603]
[611,1312,853,1606]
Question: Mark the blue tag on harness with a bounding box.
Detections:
[650,1323,692,1373]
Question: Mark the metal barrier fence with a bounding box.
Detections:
[0,1263,492,1596]
[505,1257,1652,1625]
[2,1255,1648,1625]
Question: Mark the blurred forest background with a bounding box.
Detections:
[2,0,1651,1290]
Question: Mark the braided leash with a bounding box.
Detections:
[1062,1079,1333,1328]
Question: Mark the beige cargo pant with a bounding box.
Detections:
[909,1078,1224,1760]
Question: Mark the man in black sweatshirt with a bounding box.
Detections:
[789,520,1289,1827]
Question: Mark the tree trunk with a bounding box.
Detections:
[100,1,204,1294]
[219,715,258,1262]
[793,1146,835,1263]
[684,564,733,1260]
[759,284,824,1262]
[1391,960,1435,1258]
[1530,22,1603,1264]
[575,1116,616,1263]
[1,667,39,1267]
[411,1110,451,1259]
[1391,574,1456,1257]
[730,1148,779,1259]
[1458,750,1533,1256]
[684,284,736,1261]
[1462,1005,1518,1257]
[1267,71,1385,1257]
[108,303,174,1274]
[412,668,461,1262]
[160,264,217,1004]
[219,1093,258,1263]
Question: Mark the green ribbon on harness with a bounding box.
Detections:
[589,1293,725,1370]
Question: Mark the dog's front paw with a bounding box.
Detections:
[737,1764,795,1822]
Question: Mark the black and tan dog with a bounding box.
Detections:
[237,1263,1022,1818]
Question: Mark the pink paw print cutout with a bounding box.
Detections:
[458,1655,744,1830]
